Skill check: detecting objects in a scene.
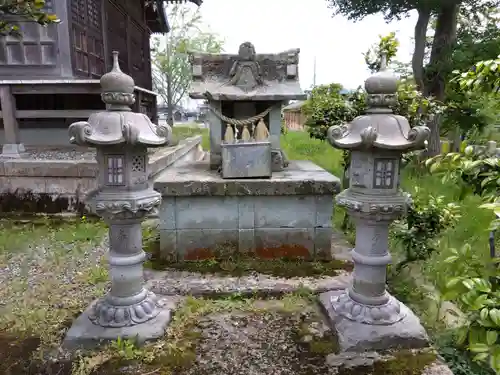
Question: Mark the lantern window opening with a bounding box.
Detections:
[373,158,395,189]
[106,155,125,185]
[132,155,146,172]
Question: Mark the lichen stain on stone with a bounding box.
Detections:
[255,244,312,259]
[0,191,87,215]
[337,350,437,375]
[184,247,217,260]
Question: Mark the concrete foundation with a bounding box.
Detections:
[154,160,341,260]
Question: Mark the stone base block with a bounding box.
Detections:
[154,160,341,261]
[160,227,332,260]
[62,298,173,350]
[1,143,28,158]
[319,290,429,352]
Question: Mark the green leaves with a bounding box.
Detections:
[0,0,60,36]
[151,4,223,109]
[363,31,399,73]
[456,54,500,94]
[444,269,500,373]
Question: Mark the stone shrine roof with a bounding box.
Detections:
[189,42,307,101]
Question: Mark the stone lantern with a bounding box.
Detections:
[319,57,431,351]
[63,51,172,348]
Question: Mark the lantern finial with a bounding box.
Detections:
[363,52,398,111]
[100,51,135,108]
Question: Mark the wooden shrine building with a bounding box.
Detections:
[0,0,201,157]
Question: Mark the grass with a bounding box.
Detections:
[172,125,209,150]
[281,131,344,177]
[0,217,108,374]
[401,171,496,276]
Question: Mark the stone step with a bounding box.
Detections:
[145,268,351,297]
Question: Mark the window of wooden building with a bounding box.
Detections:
[71,0,105,77]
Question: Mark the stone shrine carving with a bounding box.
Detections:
[228,42,263,91]
[188,41,306,177]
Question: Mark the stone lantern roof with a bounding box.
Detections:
[68,52,171,148]
[189,42,307,101]
[327,55,430,151]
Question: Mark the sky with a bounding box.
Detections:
[195,0,418,90]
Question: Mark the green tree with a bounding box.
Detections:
[444,5,500,142]
[0,0,59,36]
[304,33,442,141]
[151,4,223,125]
[363,31,399,73]
[326,0,500,156]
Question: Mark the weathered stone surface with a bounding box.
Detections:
[176,299,336,375]
[159,218,333,260]
[154,160,341,197]
[63,296,180,350]
[156,161,339,260]
[145,269,351,297]
[0,136,202,179]
[326,349,452,375]
[422,361,455,375]
[319,290,429,352]
[0,137,202,214]
[189,42,306,101]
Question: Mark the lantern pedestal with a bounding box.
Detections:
[318,290,428,352]
[63,297,173,350]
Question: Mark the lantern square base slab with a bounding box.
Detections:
[62,298,174,350]
[319,290,429,352]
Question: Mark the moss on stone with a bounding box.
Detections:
[142,229,352,277]
[292,318,340,358]
[338,349,437,375]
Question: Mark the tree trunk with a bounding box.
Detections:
[412,8,431,92]
[167,72,174,127]
[423,2,460,156]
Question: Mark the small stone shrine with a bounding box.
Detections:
[190,42,306,177]
[319,56,431,352]
[63,52,172,348]
[154,42,341,261]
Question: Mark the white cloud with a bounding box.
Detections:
[193,0,418,90]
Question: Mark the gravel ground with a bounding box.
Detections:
[0,227,454,375]
[25,148,97,160]
[179,304,337,375]
[22,147,161,160]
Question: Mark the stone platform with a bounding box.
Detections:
[153,160,341,260]
[0,136,203,214]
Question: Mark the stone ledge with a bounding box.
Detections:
[154,159,341,197]
[0,135,202,178]
[145,268,351,297]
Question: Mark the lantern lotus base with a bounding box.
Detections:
[331,290,406,325]
[319,290,429,352]
[62,295,175,350]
